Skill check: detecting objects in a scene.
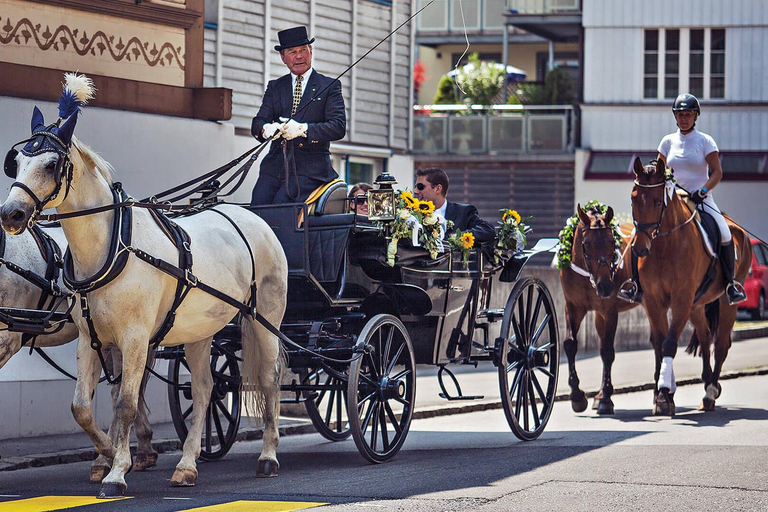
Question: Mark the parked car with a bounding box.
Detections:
[739,238,768,320]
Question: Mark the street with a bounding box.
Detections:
[2,372,768,512]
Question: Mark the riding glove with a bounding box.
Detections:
[278,117,308,140]
[690,187,707,205]
[261,122,281,140]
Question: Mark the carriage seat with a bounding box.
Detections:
[306,179,348,216]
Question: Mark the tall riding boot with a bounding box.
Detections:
[720,240,747,305]
[618,251,644,303]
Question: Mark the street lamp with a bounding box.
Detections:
[367,169,397,222]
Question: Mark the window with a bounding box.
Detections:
[367,0,393,5]
[204,0,218,27]
[643,28,726,100]
[585,152,657,179]
[756,244,768,267]
[720,153,767,178]
[643,30,658,99]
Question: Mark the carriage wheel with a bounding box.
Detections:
[168,340,242,461]
[497,276,559,441]
[347,314,416,463]
[303,367,351,441]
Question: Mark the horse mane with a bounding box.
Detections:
[70,136,115,185]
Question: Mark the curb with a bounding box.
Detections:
[3,365,768,473]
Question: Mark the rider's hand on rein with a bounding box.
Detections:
[278,117,308,140]
[690,187,707,205]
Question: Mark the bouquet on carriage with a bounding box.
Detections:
[374,190,446,266]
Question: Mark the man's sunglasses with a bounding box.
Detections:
[414,183,428,190]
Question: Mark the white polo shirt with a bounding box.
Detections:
[657,128,719,191]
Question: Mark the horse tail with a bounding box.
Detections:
[687,300,720,356]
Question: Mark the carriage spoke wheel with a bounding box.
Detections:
[348,314,415,463]
[497,277,559,441]
[168,340,242,461]
[303,367,351,441]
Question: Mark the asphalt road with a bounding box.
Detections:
[2,373,768,512]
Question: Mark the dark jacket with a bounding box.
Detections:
[251,70,346,182]
[445,201,496,245]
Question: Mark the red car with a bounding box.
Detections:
[739,238,768,320]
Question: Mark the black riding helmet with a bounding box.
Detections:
[672,93,701,114]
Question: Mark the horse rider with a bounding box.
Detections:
[413,167,496,245]
[620,93,747,305]
[250,26,346,205]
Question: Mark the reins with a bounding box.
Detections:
[632,180,697,241]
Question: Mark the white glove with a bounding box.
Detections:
[279,117,308,140]
[261,122,281,140]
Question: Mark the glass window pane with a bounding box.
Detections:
[664,77,678,98]
[690,54,704,74]
[711,53,726,74]
[690,29,704,51]
[690,77,703,98]
[483,0,506,30]
[412,116,447,153]
[644,77,657,98]
[721,154,764,174]
[757,245,768,266]
[645,29,659,51]
[449,117,485,154]
[451,0,480,30]
[644,53,658,74]
[488,117,524,153]
[528,116,565,152]
[711,77,725,98]
[418,0,447,30]
[666,29,679,50]
[665,53,679,74]
[587,153,657,174]
[711,29,726,50]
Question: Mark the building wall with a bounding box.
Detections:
[583,0,768,28]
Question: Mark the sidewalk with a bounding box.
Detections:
[2,327,767,472]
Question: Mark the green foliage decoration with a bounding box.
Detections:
[557,200,622,270]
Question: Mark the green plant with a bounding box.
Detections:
[543,67,575,105]
[433,75,458,104]
[456,53,505,106]
[557,200,622,270]
[495,209,532,262]
[513,82,545,105]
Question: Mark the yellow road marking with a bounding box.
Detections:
[0,496,129,511]
[179,501,327,512]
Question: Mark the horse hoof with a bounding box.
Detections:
[97,482,126,499]
[571,392,588,413]
[134,453,158,471]
[90,464,110,483]
[653,388,675,417]
[170,467,198,487]
[596,400,615,415]
[715,383,722,399]
[699,398,716,411]
[256,458,279,478]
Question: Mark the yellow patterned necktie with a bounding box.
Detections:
[291,74,303,116]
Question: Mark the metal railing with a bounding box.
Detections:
[411,104,575,155]
[507,0,580,14]
[416,0,510,32]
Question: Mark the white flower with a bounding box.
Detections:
[399,210,411,220]
[423,213,439,226]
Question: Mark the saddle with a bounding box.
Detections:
[678,191,720,302]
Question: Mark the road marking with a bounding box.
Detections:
[0,496,129,511]
[178,501,327,512]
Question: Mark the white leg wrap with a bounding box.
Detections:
[659,356,675,391]
[705,383,718,401]
[670,363,676,394]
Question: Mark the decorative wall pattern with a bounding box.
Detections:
[0,0,186,86]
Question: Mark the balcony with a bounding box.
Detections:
[416,0,510,39]
[411,104,575,155]
[507,0,580,14]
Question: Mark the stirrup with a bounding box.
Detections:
[618,279,643,303]
[726,281,747,305]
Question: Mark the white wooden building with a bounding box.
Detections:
[577,0,768,239]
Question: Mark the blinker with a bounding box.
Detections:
[4,149,18,178]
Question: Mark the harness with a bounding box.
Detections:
[570,225,623,290]
[58,184,258,383]
[632,180,697,244]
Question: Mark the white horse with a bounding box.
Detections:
[0,73,288,498]
[0,226,157,480]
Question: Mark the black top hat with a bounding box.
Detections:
[274,26,315,51]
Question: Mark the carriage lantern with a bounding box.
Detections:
[367,169,397,222]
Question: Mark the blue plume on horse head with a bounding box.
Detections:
[58,88,83,122]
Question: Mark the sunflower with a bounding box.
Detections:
[416,200,435,214]
[400,190,418,209]
[503,209,521,224]
[461,231,475,249]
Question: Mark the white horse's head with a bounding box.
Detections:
[1,73,95,234]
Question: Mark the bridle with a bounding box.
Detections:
[631,178,698,249]
[4,128,74,228]
[580,225,621,284]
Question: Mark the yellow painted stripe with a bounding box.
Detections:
[180,501,327,512]
[0,496,129,511]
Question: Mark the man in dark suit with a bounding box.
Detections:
[413,168,495,244]
[250,26,346,205]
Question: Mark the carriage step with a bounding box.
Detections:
[438,393,485,401]
[477,308,505,321]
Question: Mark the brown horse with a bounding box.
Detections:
[561,204,637,415]
[631,158,751,415]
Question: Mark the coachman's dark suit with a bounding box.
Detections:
[445,201,496,245]
[250,70,346,204]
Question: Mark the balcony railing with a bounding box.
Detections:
[416,0,510,32]
[411,104,575,155]
[507,0,581,14]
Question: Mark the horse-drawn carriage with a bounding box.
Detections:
[159,180,561,463]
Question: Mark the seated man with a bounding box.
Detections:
[413,167,495,245]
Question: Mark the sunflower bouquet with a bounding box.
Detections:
[494,208,532,262]
[375,190,446,266]
[446,229,476,265]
